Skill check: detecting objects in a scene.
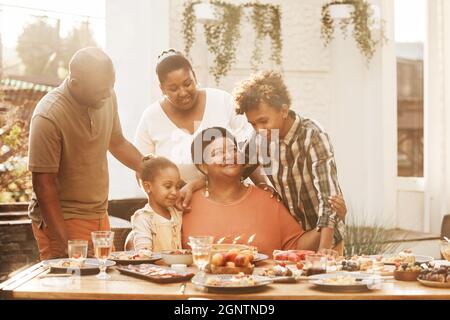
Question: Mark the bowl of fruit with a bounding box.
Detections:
[161,249,193,266]
[393,263,422,281]
[209,249,255,274]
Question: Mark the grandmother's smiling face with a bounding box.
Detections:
[201,137,243,179]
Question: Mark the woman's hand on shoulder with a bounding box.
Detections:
[176,182,192,212]
[175,178,205,212]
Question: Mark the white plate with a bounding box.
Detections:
[256,266,302,283]
[109,251,162,265]
[369,254,433,265]
[309,272,383,292]
[417,278,450,288]
[42,258,116,275]
[428,260,450,267]
[192,274,273,291]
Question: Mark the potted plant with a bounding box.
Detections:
[182,0,283,84]
[321,0,386,64]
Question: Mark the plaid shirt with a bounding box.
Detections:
[254,112,345,245]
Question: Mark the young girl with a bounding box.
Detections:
[128,155,183,252]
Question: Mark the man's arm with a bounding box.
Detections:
[109,135,143,173]
[32,172,68,257]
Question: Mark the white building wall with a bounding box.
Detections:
[106,0,450,232]
[105,0,170,199]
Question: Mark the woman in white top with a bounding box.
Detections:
[135,49,263,207]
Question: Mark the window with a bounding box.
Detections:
[395,0,426,177]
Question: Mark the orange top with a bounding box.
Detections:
[181,186,305,256]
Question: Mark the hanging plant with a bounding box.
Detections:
[247,3,282,71]
[181,0,199,58]
[203,1,242,84]
[182,0,283,84]
[321,0,387,64]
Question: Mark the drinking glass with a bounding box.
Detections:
[188,236,214,277]
[68,240,88,266]
[91,231,114,280]
[440,240,450,261]
[305,253,327,276]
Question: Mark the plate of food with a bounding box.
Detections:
[116,264,195,283]
[393,263,423,281]
[371,250,433,265]
[417,265,450,288]
[273,250,315,264]
[42,258,116,275]
[109,250,162,265]
[257,265,301,283]
[192,273,273,292]
[309,272,383,292]
[338,255,395,276]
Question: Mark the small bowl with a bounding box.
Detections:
[161,250,193,266]
[394,269,421,281]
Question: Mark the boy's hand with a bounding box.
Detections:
[257,183,282,202]
[328,194,347,220]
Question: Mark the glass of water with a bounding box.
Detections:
[67,240,88,266]
[91,231,114,280]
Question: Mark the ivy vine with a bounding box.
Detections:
[321,0,387,64]
[204,1,242,84]
[182,0,199,59]
[182,0,283,84]
[248,3,282,71]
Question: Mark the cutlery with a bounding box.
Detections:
[178,282,186,294]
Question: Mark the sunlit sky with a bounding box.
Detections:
[0,0,105,47]
[394,0,426,43]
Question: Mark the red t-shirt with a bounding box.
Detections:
[182,186,305,256]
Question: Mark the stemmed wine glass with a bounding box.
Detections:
[188,236,214,278]
[91,231,114,280]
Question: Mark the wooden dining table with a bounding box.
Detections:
[1,260,449,300]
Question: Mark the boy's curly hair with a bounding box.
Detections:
[233,70,291,115]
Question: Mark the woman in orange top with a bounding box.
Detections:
[181,127,323,256]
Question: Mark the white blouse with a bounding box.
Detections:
[134,88,253,183]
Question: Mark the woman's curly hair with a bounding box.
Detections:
[233,70,291,114]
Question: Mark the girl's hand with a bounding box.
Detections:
[257,183,282,202]
[328,194,347,220]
